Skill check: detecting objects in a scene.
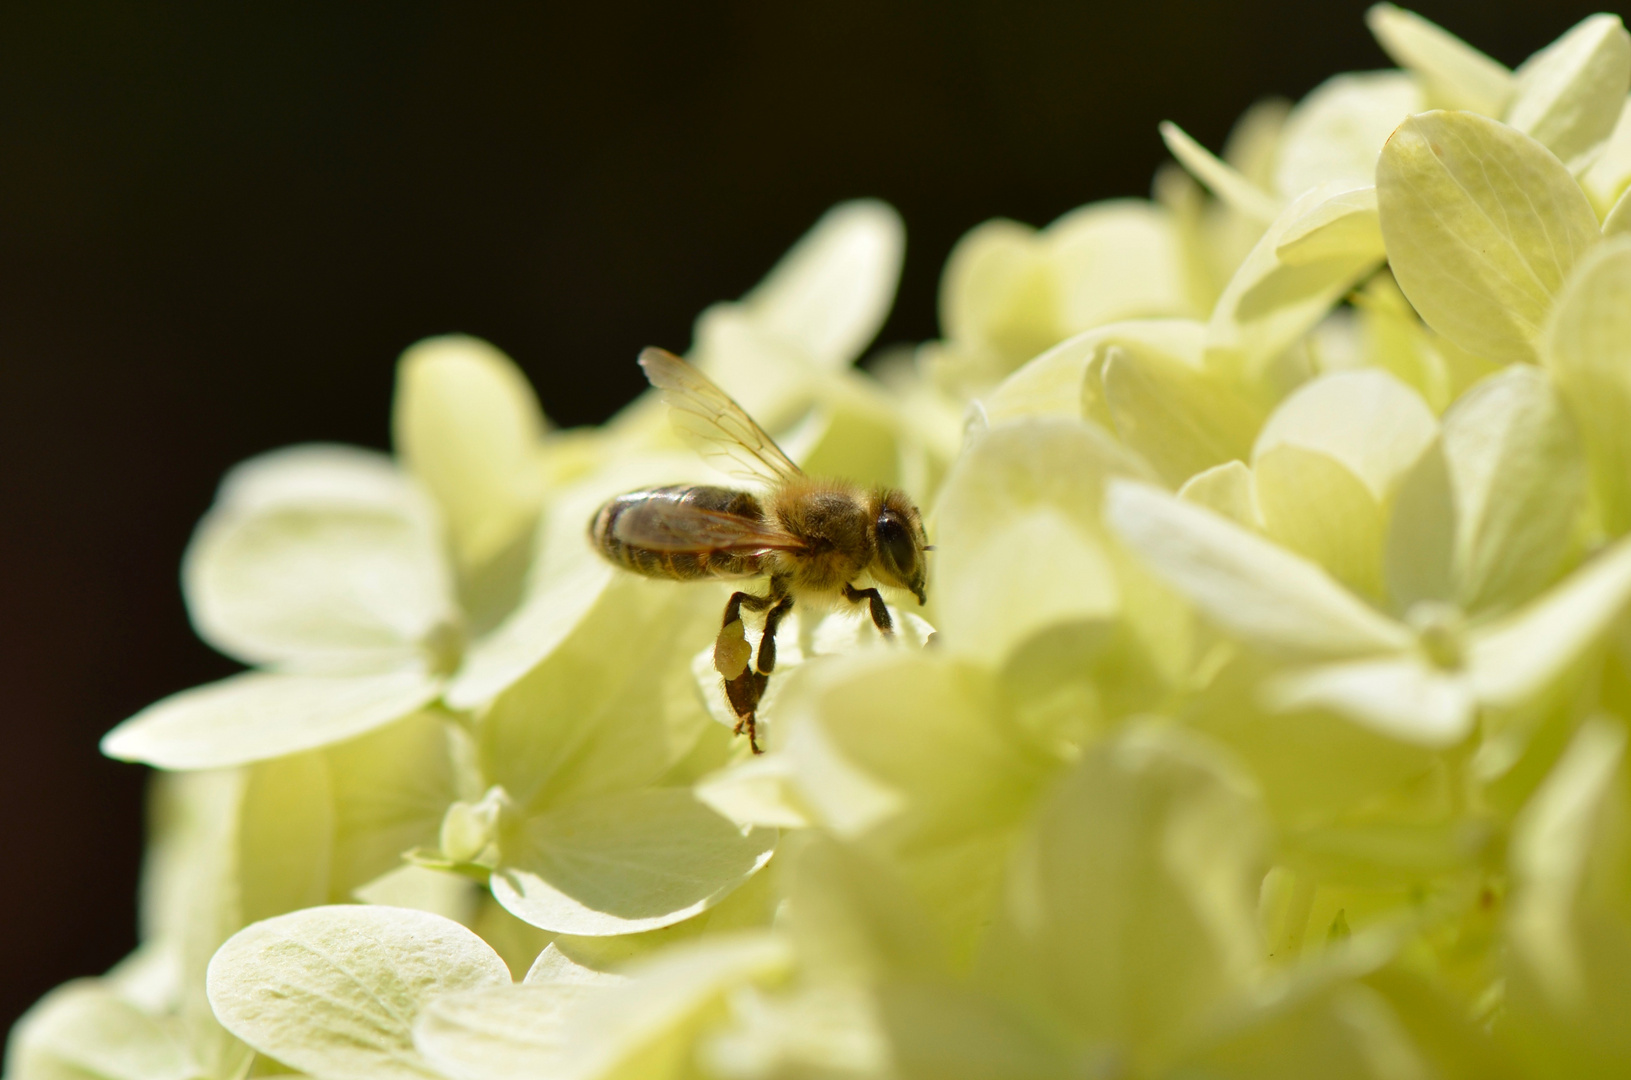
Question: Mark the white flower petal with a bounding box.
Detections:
[102,670,443,770]
[184,445,455,670]
[1367,3,1512,114]
[490,788,777,936]
[206,906,509,1080]
[1506,14,1631,167]
[1105,481,1411,659]
[1160,121,1283,223]
[739,199,904,368]
[1266,655,1475,746]
[1377,110,1601,366]
[1274,73,1422,198]
[1255,372,1438,502]
[392,335,547,572]
[1468,536,1631,707]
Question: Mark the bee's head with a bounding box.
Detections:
[869,488,929,605]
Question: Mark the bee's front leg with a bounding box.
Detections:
[843,583,894,635]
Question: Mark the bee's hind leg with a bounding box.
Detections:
[843,583,894,635]
[723,669,768,754]
[715,589,775,680]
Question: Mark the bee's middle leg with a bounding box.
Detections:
[843,583,894,635]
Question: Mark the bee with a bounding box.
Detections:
[590,347,929,753]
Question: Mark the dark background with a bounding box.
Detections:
[0,0,1605,1034]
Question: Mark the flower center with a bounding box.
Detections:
[1406,601,1466,670]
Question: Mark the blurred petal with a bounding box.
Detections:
[1047,199,1201,331]
[1266,655,1475,746]
[1254,446,1386,599]
[983,318,1205,425]
[325,711,461,897]
[102,670,442,770]
[1097,339,1264,487]
[477,575,712,814]
[415,983,597,1080]
[392,335,546,572]
[1382,439,1457,611]
[1543,235,1631,534]
[1583,94,1631,211]
[1367,3,1512,114]
[739,199,904,368]
[695,753,813,830]
[988,725,1267,1070]
[1105,481,1412,659]
[1506,14,1631,167]
[934,419,1148,661]
[781,652,1050,848]
[939,218,1057,370]
[1438,365,1586,614]
[1274,73,1422,198]
[5,979,199,1080]
[1506,717,1631,1073]
[1179,459,1263,530]
[1160,121,1283,223]
[556,933,793,1080]
[1207,183,1387,378]
[1274,186,1384,265]
[1468,535,1631,707]
[447,559,614,710]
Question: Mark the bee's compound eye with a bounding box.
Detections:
[875,510,916,577]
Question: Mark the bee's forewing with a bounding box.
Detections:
[612,496,802,554]
[638,347,804,488]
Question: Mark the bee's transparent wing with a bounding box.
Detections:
[613,497,804,554]
[639,347,804,488]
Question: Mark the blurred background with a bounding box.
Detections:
[0,0,1605,1032]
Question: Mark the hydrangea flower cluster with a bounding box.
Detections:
[15,7,1631,1077]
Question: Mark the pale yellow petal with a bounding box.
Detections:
[1160,121,1283,224]
[1506,14,1631,167]
[184,447,456,671]
[1542,235,1631,533]
[933,419,1147,660]
[1274,72,1423,197]
[740,199,904,368]
[983,318,1206,425]
[1439,365,1586,613]
[1179,460,1263,530]
[1047,199,1201,331]
[1207,183,1387,378]
[1265,655,1475,746]
[490,788,776,936]
[1367,3,1513,114]
[1467,535,1631,707]
[102,670,443,770]
[1097,340,1265,488]
[1106,481,1411,659]
[1377,110,1601,366]
[392,335,546,574]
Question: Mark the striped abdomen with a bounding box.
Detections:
[591,485,768,580]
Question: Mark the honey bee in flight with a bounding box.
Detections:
[591,347,929,753]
